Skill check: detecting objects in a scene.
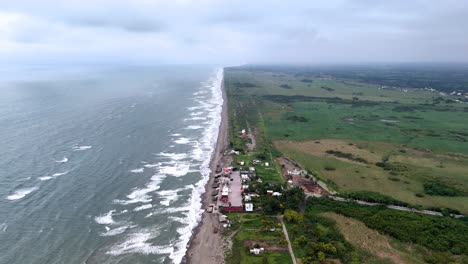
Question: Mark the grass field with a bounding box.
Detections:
[226,213,292,264]
[225,67,468,213]
[275,139,468,213]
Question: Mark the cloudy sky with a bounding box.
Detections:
[0,0,467,65]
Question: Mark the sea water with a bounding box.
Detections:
[0,65,223,264]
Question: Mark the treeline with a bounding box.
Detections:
[307,198,468,255]
[343,191,409,206]
[326,150,369,164]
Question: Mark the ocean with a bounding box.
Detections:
[0,65,223,264]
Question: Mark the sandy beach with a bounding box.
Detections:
[184,75,229,264]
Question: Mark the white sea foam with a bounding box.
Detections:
[53,171,68,177]
[159,162,190,177]
[158,188,184,206]
[134,204,152,211]
[39,171,69,181]
[143,163,160,168]
[168,68,224,264]
[185,125,203,130]
[158,152,188,161]
[98,68,224,264]
[174,137,193,145]
[184,117,206,121]
[187,106,204,111]
[101,225,137,237]
[130,168,144,173]
[113,174,165,205]
[55,157,68,163]
[6,187,39,200]
[73,145,92,151]
[95,210,117,225]
[190,111,204,116]
[106,231,173,256]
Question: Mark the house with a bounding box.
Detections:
[241,174,250,182]
[223,167,232,175]
[272,192,282,197]
[249,248,264,255]
[219,214,228,222]
[245,203,254,212]
[265,162,269,167]
[221,185,229,198]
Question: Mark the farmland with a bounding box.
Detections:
[225,66,468,213]
[224,65,468,263]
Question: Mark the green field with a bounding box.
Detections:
[226,213,292,264]
[225,66,468,213]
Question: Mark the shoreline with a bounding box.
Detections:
[184,70,229,264]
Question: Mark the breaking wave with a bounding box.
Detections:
[6,187,39,201]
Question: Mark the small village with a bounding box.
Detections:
[203,127,329,259]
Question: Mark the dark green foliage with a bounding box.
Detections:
[262,196,282,214]
[286,115,308,122]
[292,212,356,263]
[301,79,313,83]
[321,86,335,92]
[260,186,305,214]
[375,162,408,172]
[282,187,305,211]
[344,191,409,206]
[307,198,468,255]
[423,181,463,197]
[325,150,369,164]
[233,82,256,88]
[263,94,381,107]
[324,166,336,171]
[280,84,292,89]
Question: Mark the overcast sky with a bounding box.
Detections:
[0,0,467,65]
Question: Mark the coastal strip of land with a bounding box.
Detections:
[185,75,229,264]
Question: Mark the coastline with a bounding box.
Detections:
[184,71,229,264]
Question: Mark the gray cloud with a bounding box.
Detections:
[0,0,467,65]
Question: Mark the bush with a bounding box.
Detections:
[344,191,408,206]
[423,181,462,196]
[284,209,304,224]
[324,166,336,171]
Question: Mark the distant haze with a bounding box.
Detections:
[1,0,467,65]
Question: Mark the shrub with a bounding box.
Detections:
[284,209,304,224]
[423,181,462,196]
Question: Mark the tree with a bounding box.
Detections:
[284,209,304,224]
[263,196,283,214]
[282,187,305,210]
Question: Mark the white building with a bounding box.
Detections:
[245,203,253,212]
